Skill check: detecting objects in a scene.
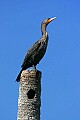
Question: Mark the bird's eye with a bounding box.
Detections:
[47,18,51,23]
[48,18,50,21]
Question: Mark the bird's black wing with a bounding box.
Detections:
[21,40,41,68]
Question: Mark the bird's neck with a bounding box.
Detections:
[41,23,47,36]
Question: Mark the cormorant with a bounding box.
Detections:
[16,17,56,82]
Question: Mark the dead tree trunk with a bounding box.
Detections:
[17,70,42,120]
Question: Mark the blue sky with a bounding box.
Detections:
[0,0,80,120]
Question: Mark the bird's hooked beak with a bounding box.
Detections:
[48,17,56,23]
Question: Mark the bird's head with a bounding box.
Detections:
[42,17,56,26]
[41,17,56,35]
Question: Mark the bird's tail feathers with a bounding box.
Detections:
[16,69,23,82]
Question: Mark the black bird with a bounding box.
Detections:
[16,17,56,82]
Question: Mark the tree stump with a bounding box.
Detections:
[17,70,42,120]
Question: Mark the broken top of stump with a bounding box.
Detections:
[20,70,41,81]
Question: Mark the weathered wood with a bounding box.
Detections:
[17,70,42,120]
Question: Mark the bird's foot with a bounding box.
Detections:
[29,65,37,72]
[33,65,36,70]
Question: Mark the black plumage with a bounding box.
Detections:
[16,17,56,82]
